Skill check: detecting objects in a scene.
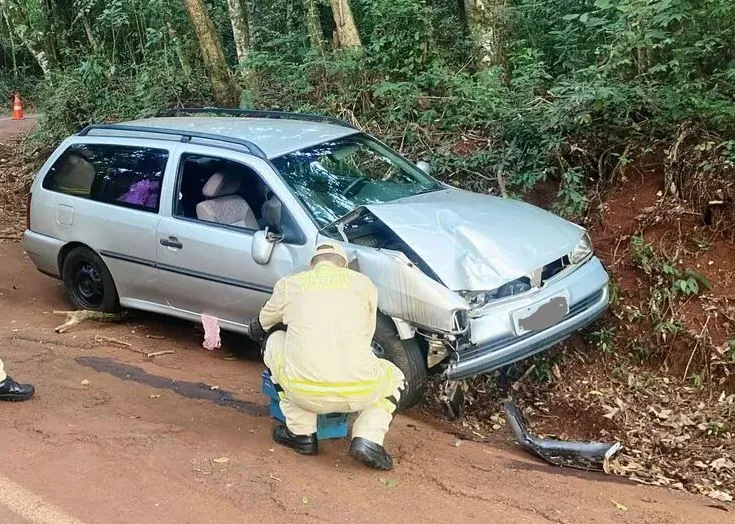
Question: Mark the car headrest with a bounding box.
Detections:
[202,172,241,198]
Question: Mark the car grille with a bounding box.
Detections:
[459,289,605,361]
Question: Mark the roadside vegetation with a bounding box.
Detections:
[1,0,733,502]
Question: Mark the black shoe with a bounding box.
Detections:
[272,424,318,455]
[349,437,393,471]
[0,376,35,401]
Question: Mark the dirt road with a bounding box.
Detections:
[0,119,728,523]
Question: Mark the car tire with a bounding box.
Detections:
[62,246,121,313]
[372,314,426,411]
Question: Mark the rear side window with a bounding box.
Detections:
[43,143,168,212]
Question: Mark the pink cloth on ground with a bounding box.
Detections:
[201,314,221,350]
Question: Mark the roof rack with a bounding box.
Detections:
[77,123,267,158]
[164,107,358,130]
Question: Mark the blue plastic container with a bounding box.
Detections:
[261,370,350,440]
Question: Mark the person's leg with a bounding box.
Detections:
[263,333,319,454]
[0,357,35,401]
[352,361,405,445]
[272,395,319,455]
[350,360,406,470]
[280,396,318,435]
[262,330,286,375]
[272,395,320,455]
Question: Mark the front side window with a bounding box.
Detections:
[271,134,441,227]
[174,154,302,244]
[43,143,168,212]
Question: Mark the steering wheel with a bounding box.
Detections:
[342,177,368,198]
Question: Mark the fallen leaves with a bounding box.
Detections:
[707,490,733,503]
[378,477,399,488]
[441,361,735,503]
[711,458,735,471]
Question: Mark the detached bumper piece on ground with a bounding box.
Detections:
[503,400,621,471]
[0,376,35,401]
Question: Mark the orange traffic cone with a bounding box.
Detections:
[11,94,24,120]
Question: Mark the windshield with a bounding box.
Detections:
[271,134,441,227]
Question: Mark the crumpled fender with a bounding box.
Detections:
[503,399,622,471]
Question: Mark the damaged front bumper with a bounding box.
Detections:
[503,400,622,471]
[445,257,609,380]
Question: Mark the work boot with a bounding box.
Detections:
[0,376,35,401]
[272,424,318,455]
[349,437,393,471]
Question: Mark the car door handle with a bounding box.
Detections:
[160,236,183,249]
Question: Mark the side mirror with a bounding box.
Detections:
[252,228,279,265]
[416,160,431,176]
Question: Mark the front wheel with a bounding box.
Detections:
[372,315,426,411]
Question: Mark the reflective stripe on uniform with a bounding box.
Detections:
[293,264,352,291]
[375,397,397,414]
[283,379,380,397]
[271,349,382,397]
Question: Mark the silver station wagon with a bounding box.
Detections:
[23,109,610,408]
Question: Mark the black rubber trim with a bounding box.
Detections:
[157,263,273,293]
[78,124,267,158]
[99,250,273,294]
[100,250,156,268]
[37,268,61,280]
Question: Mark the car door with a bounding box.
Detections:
[38,138,172,307]
[155,146,315,329]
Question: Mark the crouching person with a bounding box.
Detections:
[251,241,405,470]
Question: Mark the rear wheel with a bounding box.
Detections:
[372,315,426,411]
[62,246,121,313]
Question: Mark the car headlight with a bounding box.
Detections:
[459,277,533,308]
[569,231,593,264]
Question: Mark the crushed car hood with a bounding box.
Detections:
[359,188,585,291]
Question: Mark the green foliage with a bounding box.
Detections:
[727,338,735,362]
[591,326,616,353]
[1,0,732,220]
[631,234,712,301]
[628,341,651,363]
[0,69,41,111]
[29,58,212,148]
[706,420,726,437]
[530,358,554,384]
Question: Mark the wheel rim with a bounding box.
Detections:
[72,261,104,309]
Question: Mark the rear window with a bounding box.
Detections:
[43,143,168,212]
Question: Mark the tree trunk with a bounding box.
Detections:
[463,0,508,73]
[302,0,324,53]
[227,0,250,72]
[0,0,52,76]
[23,41,51,75]
[329,0,362,48]
[82,15,98,52]
[166,21,192,78]
[181,0,240,106]
[2,8,17,76]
